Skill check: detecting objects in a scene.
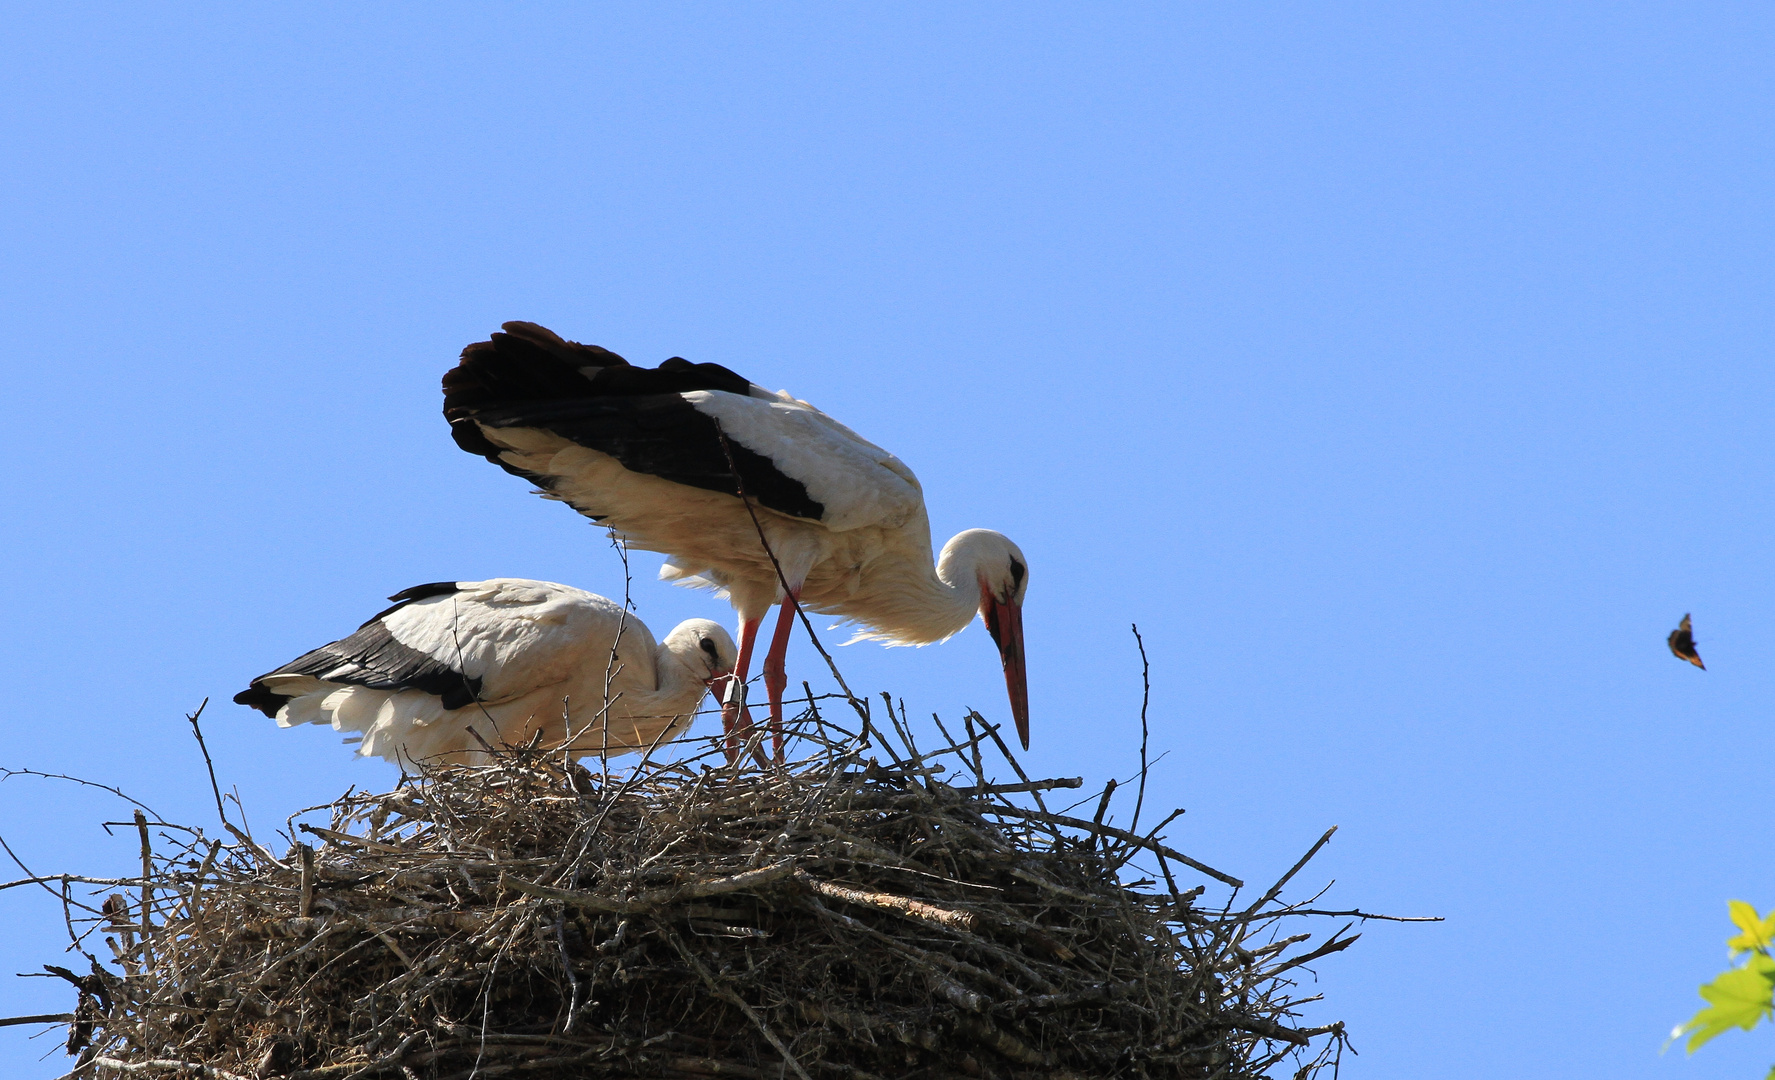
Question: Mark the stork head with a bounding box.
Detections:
[663,619,739,689]
[940,529,1031,749]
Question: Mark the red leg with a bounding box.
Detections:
[722,616,763,764]
[761,587,801,764]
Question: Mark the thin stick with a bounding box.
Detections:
[555,916,583,1033]
[963,711,986,780]
[0,875,135,895]
[0,1013,74,1027]
[884,693,923,771]
[984,804,1243,887]
[972,711,1052,817]
[173,840,223,924]
[133,810,155,973]
[1262,924,1360,977]
[1252,908,1443,924]
[1239,827,1338,919]
[224,786,280,868]
[0,768,164,822]
[712,422,869,730]
[1129,625,1152,837]
[1108,806,1186,871]
[182,698,230,831]
[297,843,315,919]
[0,835,105,911]
[59,876,80,951]
[950,778,1084,797]
[1091,778,1118,847]
[448,591,506,745]
[591,528,635,781]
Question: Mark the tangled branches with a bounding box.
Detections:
[11,704,1390,1080]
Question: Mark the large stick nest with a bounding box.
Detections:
[30,707,1362,1080]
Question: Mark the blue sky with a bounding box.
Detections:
[2,4,1772,1075]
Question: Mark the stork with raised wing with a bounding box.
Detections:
[234,578,736,765]
[442,322,1030,762]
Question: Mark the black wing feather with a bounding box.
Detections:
[443,322,825,522]
[233,583,484,717]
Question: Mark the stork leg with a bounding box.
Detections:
[760,586,802,764]
[722,615,763,765]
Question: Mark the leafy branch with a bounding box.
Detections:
[1670,900,1775,1073]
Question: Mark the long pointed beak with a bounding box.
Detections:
[983,591,1030,749]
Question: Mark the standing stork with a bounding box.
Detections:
[442,322,1030,761]
[233,578,736,765]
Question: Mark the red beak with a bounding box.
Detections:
[981,586,1030,749]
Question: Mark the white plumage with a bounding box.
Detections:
[235,579,736,766]
[680,388,926,533]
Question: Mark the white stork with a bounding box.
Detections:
[441,322,1030,762]
[234,578,736,765]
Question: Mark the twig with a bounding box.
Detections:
[1109,807,1186,871]
[183,698,230,830]
[0,871,127,901]
[949,778,1083,797]
[795,870,979,933]
[711,421,869,731]
[297,843,315,919]
[0,768,164,821]
[1091,778,1118,851]
[1257,907,1443,924]
[590,528,635,781]
[133,810,155,974]
[1240,826,1337,919]
[1225,1014,1321,1047]
[0,1013,74,1027]
[1262,924,1360,977]
[969,711,1053,817]
[91,1057,253,1080]
[500,858,798,914]
[554,916,583,1033]
[1130,624,1151,837]
[298,824,408,855]
[983,804,1243,887]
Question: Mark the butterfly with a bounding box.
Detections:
[1667,614,1705,670]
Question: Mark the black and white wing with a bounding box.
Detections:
[234,579,632,718]
[443,322,923,532]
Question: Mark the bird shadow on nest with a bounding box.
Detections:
[1,667,1436,1080]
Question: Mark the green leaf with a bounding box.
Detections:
[1728,901,1775,955]
[1677,961,1775,1052]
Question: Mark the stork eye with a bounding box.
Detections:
[1008,559,1025,588]
[700,637,719,659]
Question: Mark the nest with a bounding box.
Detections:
[29,704,1361,1080]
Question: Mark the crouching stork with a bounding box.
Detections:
[234,578,736,765]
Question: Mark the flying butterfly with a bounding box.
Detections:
[1667,614,1705,670]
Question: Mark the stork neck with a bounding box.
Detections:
[932,560,983,629]
[876,539,984,645]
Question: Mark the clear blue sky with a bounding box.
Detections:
[2,5,1771,1076]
